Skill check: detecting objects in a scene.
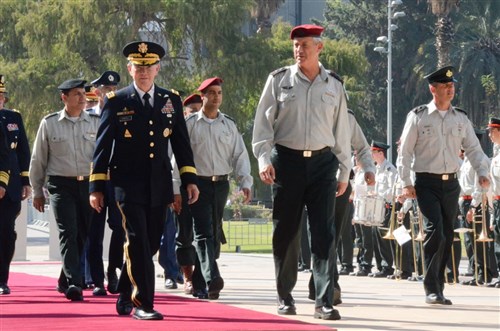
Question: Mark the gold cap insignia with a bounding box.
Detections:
[446,70,453,77]
[138,42,148,54]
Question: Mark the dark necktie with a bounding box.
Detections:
[143,93,153,112]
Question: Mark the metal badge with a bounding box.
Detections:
[163,128,172,137]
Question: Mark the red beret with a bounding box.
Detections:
[197,77,223,92]
[183,94,202,106]
[290,24,324,40]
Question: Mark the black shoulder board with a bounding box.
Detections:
[328,70,344,84]
[271,67,287,77]
[44,112,59,119]
[222,114,236,123]
[412,105,427,113]
[347,109,354,116]
[88,112,99,118]
[454,107,467,115]
[185,113,197,122]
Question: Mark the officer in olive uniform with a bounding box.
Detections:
[89,41,199,321]
[0,75,31,295]
[182,77,252,300]
[85,70,124,296]
[253,24,351,320]
[30,79,100,301]
[398,66,490,305]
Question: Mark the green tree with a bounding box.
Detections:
[426,0,459,67]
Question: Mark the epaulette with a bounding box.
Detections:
[44,112,59,119]
[88,112,99,118]
[185,113,197,122]
[328,70,344,84]
[106,91,116,99]
[271,67,287,77]
[347,109,355,116]
[412,105,427,113]
[170,89,180,96]
[222,114,236,123]
[454,106,467,115]
[12,109,20,113]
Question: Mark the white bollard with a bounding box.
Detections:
[13,200,28,261]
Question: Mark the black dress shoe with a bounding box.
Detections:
[106,271,119,294]
[425,293,452,305]
[314,306,341,320]
[193,288,208,299]
[350,269,370,276]
[92,286,107,296]
[277,296,296,315]
[0,284,11,295]
[339,267,354,275]
[387,272,412,280]
[116,292,133,315]
[371,270,392,278]
[461,278,484,286]
[487,280,500,288]
[208,277,224,300]
[133,307,163,320]
[65,285,83,301]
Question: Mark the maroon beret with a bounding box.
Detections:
[197,77,223,92]
[183,94,202,106]
[290,24,324,40]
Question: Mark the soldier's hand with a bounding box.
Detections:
[21,185,31,201]
[403,185,416,199]
[33,196,46,213]
[336,181,348,197]
[89,192,105,213]
[242,188,251,204]
[0,187,5,199]
[186,184,199,205]
[173,194,182,214]
[259,165,275,185]
[478,176,490,189]
[364,171,375,186]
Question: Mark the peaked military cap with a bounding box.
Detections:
[123,41,165,66]
[58,79,86,92]
[84,85,98,102]
[371,140,390,151]
[0,75,6,93]
[183,94,202,107]
[91,71,120,86]
[290,24,324,39]
[488,117,500,129]
[424,65,457,84]
[197,77,223,93]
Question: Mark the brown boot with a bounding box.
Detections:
[181,265,193,294]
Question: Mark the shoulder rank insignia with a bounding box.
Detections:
[12,109,20,113]
[170,89,180,96]
[106,91,116,99]
[222,114,236,123]
[271,67,288,77]
[45,112,58,119]
[328,70,344,84]
[454,107,467,115]
[412,105,427,113]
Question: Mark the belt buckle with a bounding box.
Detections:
[303,150,312,157]
[442,174,449,180]
[211,176,217,182]
[77,176,84,181]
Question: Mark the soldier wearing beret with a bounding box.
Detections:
[182,93,202,116]
[89,41,199,320]
[30,78,100,301]
[398,65,490,304]
[85,85,99,109]
[85,70,124,296]
[252,24,351,320]
[487,118,500,288]
[178,77,252,300]
[0,76,31,295]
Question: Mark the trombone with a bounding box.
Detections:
[409,204,425,281]
[472,192,493,286]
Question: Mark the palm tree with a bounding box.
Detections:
[427,0,459,67]
[251,0,285,35]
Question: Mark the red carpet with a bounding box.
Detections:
[0,272,333,331]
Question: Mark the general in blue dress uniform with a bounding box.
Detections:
[0,75,31,295]
[89,41,199,320]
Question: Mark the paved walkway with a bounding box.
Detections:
[8,227,500,331]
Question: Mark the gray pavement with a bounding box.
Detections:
[8,226,500,331]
